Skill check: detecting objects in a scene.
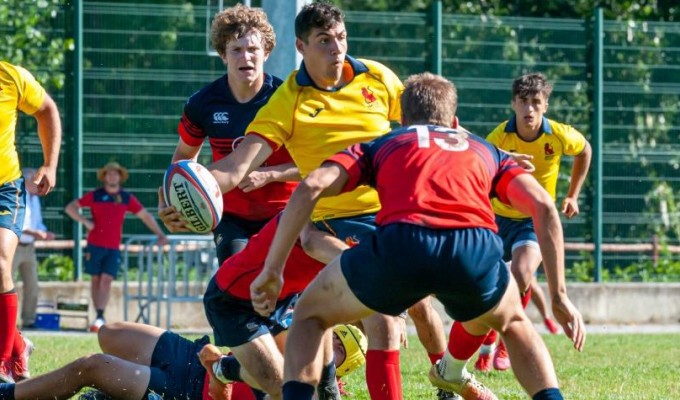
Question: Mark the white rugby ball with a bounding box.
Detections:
[163,160,223,234]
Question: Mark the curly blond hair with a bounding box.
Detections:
[210,4,276,58]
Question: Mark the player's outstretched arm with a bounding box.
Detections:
[208,134,273,194]
[251,163,348,316]
[505,174,586,352]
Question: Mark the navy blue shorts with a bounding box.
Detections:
[313,213,376,246]
[203,277,297,347]
[213,214,269,265]
[0,177,25,238]
[148,331,208,399]
[341,224,510,322]
[495,215,538,261]
[84,244,121,278]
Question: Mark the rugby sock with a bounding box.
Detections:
[11,332,25,358]
[282,381,315,400]
[250,388,266,399]
[96,309,105,320]
[0,383,15,400]
[521,287,533,309]
[428,351,444,365]
[448,321,487,361]
[216,355,243,382]
[532,387,563,400]
[366,349,402,400]
[480,330,497,354]
[0,291,18,360]
[317,360,340,400]
[231,383,255,400]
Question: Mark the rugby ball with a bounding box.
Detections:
[163,160,223,234]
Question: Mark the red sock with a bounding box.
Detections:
[428,351,444,365]
[447,321,488,360]
[12,331,26,357]
[231,382,255,400]
[482,329,497,346]
[366,349,401,400]
[0,291,18,360]
[521,287,533,309]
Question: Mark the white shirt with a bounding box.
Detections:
[20,192,46,244]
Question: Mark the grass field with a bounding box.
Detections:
[25,331,680,399]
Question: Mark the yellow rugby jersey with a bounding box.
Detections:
[487,116,587,219]
[0,61,46,185]
[247,56,402,221]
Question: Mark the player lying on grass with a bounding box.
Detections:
[250,72,586,400]
[0,320,366,400]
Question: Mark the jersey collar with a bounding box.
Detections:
[505,116,553,135]
[295,55,369,91]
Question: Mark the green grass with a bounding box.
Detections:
[26,332,680,399]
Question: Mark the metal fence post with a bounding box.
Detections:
[592,8,604,282]
[431,0,442,75]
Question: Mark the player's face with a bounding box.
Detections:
[103,169,121,187]
[511,92,548,133]
[332,332,347,368]
[296,22,348,89]
[222,30,269,84]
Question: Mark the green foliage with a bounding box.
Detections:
[0,0,69,89]
[38,254,74,281]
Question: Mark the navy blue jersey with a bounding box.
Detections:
[177,73,297,220]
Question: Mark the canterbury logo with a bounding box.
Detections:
[309,108,323,118]
[213,112,229,124]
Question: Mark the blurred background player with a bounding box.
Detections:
[168,3,298,265]
[471,72,591,372]
[250,71,585,400]
[0,61,61,383]
[12,168,56,331]
[65,161,168,332]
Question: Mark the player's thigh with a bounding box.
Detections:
[231,333,284,393]
[466,275,528,334]
[99,321,165,365]
[0,228,19,287]
[294,258,374,329]
[510,245,542,291]
[361,313,402,350]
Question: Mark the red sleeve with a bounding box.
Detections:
[326,145,365,193]
[494,161,528,204]
[127,193,144,214]
[78,191,94,207]
[178,113,206,147]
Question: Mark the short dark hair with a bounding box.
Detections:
[295,1,344,42]
[512,72,553,100]
[401,72,457,127]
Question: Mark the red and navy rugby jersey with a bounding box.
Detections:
[78,188,143,249]
[328,125,527,230]
[214,214,325,300]
[178,73,296,221]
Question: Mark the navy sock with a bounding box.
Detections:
[317,360,340,400]
[0,383,15,400]
[282,381,315,400]
[251,388,267,399]
[218,355,243,382]
[533,387,563,400]
[96,309,105,319]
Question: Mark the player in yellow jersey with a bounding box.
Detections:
[160,3,448,399]
[445,72,592,375]
[0,61,61,382]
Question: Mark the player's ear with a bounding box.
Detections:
[451,116,459,128]
[295,38,305,55]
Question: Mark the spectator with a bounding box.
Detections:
[12,168,55,330]
[65,161,168,332]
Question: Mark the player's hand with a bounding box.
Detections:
[511,153,536,172]
[33,165,57,196]
[156,234,169,246]
[238,170,271,193]
[250,268,284,317]
[82,220,94,232]
[157,187,190,233]
[551,293,586,352]
[561,197,580,218]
